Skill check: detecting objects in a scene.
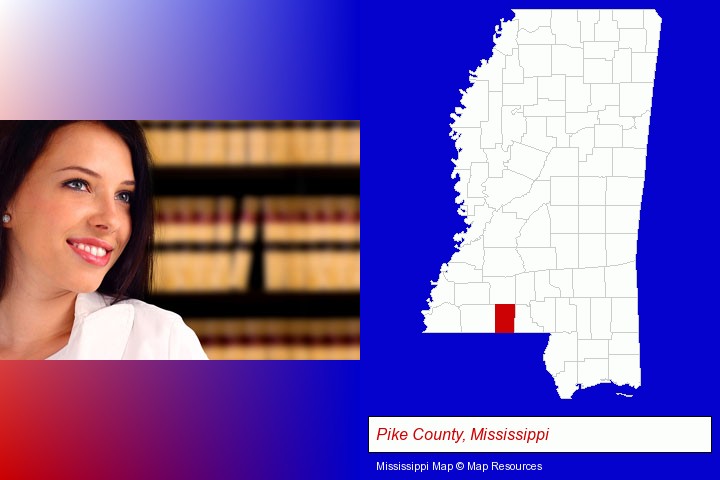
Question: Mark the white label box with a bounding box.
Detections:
[369,416,711,453]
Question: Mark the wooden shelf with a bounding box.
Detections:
[147,292,360,318]
[153,166,360,195]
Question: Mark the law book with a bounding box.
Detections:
[165,122,187,165]
[144,122,167,165]
[328,121,360,165]
[247,122,270,165]
[268,122,291,165]
[215,196,235,243]
[226,121,248,165]
[307,121,331,165]
[232,196,259,291]
[187,121,227,165]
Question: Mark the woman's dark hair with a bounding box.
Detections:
[0,121,154,302]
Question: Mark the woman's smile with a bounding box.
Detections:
[67,237,115,267]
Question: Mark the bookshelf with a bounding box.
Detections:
[147,293,360,318]
[142,121,360,360]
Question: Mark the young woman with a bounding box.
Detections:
[0,121,207,359]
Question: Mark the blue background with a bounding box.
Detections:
[362,1,718,477]
[0,0,716,478]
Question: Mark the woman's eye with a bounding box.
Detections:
[116,191,133,204]
[64,179,89,191]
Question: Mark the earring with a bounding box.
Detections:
[2,214,10,224]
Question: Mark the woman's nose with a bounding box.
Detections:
[89,195,122,232]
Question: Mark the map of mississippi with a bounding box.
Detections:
[422,10,661,399]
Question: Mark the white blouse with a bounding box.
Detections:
[47,292,208,360]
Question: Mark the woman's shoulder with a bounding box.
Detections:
[87,293,183,331]
[83,293,208,359]
[115,296,183,324]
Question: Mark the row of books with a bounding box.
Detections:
[154,196,360,244]
[185,318,360,360]
[142,121,360,166]
[153,250,359,292]
[152,195,360,292]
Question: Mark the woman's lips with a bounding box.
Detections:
[67,240,112,267]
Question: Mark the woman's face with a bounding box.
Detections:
[4,122,134,295]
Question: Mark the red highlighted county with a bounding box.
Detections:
[495,304,515,333]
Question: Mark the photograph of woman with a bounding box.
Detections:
[0,121,207,359]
